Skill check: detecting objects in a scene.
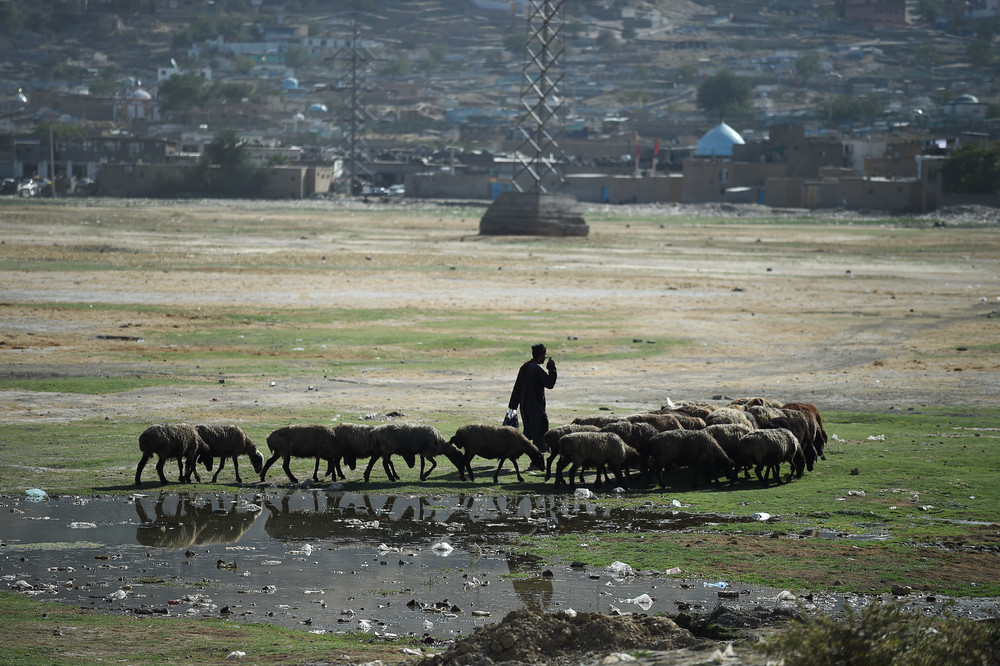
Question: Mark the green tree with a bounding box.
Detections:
[283,46,312,70]
[89,67,122,97]
[794,53,822,82]
[915,0,944,22]
[596,29,620,50]
[942,143,1000,194]
[213,81,255,103]
[826,95,883,123]
[195,129,266,198]
[233,55,257,75]
[158,72,211,111]
[967,39,995,68]
[696,69,752,116]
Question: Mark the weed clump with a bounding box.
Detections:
[767,601,1000,666]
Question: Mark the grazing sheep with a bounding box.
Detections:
[705,407,755,429]
[746,405,785,428]
[738,428,805,487]
[328,422,378,480]
[663,402,716,420]
[652,410,708,430]
[646,429,736,488]
[625,413,683,432]
[783,402,828,461]
[449,424,545,483]
[730,397,784,409]
[195,424,264,484]
[600,420,659,479]
[571,415,625,429]
[543,424,600,481]
[260,425,340,484]
[368,423,463,482]
[553,431,639,488]
[136,423,214,485]
[764,413,819,471]
[704,423,754,479]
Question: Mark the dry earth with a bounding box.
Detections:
[0,199,998,426]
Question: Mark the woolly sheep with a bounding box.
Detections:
[543,424,600,481]
[260,425,340,484]
[625,412,683,432]
[553,431,639,488]
[196,424,264,484]
[746,405,785,428]
[704,422,754,479]
[783,402,828,461]
[328,422,378,480]
[571,415,625,429]
[737,428,805,487]
[449,424,545,483]
[646,428,736,488]
[764,413,819,471]
[730,397,784,409]
[135,423,214,485]
[704,407,755,429]
[369,423,463,482]
[652,410,708,430]
[600,420,659,479]
[663,402,716,420]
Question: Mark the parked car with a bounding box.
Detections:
[19,177,52,197]
[387,183,406,197]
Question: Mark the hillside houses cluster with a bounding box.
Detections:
[1,0,998,209]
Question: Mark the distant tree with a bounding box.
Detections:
[158,72,211,111]
[795,53,823,82]
[213,81,255,102]
[966,39,995,68]
[942,143,1000,194]
[196,129,266,198]
[283,46,312,70]
[915,0,945,23]
[617,89,652,106]
[31,121,87,141]
[378,58,412,77]
[89,67,122,97]
[596,29,620,50]
[233,55,257,75]
[826,94,883,123]
[696,69,752,116]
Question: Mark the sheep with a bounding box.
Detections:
[553,431,639,488]
[543,424,600,481]
[600,420,659,479]
[652,410,708,430]
[783,402,828,461]
[328,422,378,480]
[449,424,545,483]
[704,423,754,479]
[704,407,755,429]
[571,415,625,428]
[368,423,463,482]
[625,412,684,432]
[195,424,264,484]
[729,396,784,409]
[662,402,715,420]
[260,425,341,484]
[763,413,819,471]
[746,405,786,428]
[737,428,805,487]
[135,423,214,485]
[646,429,736,488]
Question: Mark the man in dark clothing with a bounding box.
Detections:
[507,343,557,450]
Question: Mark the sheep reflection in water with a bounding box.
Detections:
[134,493,261,549]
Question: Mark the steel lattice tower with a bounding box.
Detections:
[512,0,567,194]
[334,20,375,195]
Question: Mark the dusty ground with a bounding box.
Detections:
[0,199,998,425]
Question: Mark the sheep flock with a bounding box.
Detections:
[135,397,827,490]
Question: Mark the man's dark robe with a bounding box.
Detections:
[508,360,557,447]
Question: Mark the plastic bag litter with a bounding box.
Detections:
[664,567,682,575]
[564,608,577,618]
[357,619,372,632]
[621,593,655,610]
[867,434,885,441]
[70,522,97,529]
[25,488,48,502]
[670,499,682,508]
[431,542,454,556]
[105,589,127,601]
[703,581,728,588]
[574,488,593,499]
[751,512,771,521]
[777,590,797,601]
[226,651,246,660]
[606,561,634,577]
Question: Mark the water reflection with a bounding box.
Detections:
[135,494,260,549]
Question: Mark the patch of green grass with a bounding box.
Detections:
[2,376,191,394]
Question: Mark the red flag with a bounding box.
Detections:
[654,137,659,157]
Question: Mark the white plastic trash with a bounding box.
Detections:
[25,488,47,502]
[574,488,593,499]
[431,542,454,556]
[777,590,797,601]
[622,593,655,610]
[606,561,634,577]
[752,512,771,521]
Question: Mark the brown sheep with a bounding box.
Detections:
[543,424,600,481]
[449,424,545,483]
[135,423,214,485]
[260,425,340,484]
[646,429,736,488]
[783,402,828,461]
[738,428,805,487]
[196,424,264,484]
[553,431,639,488]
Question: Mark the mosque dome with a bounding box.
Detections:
[954,93,979,104]
[695,122,745,157]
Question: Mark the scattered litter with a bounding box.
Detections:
[471,610,491,617]
[831,434,845,442]
[620,593,655,610]
[105,589,127,601]
[703,581,728,589]
[423,618,434,631]
[225,651,246,660]
[777,590,796,601]
[402,648,423,656]
[670,499,682,508]
[613,487,625,494]
[431,542,454,556]
[664,567,682,575]
[919,505,934,511]
[358,619,372,632]
[848,490,866,496]
[563,608,577,618]
[751,512,771,521]
[69,522,97,529]
[606,561,634,578]
[574,488,593,499]
[25,488,48,502]
[867,434,885,441]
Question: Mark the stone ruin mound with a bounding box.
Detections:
[479,192,589,237]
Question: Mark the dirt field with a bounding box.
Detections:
[1,199,998,426]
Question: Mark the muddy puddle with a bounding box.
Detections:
[2,490,994,639]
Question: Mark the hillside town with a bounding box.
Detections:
[0,0,998,211]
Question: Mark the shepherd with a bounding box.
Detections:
[507,343,557,451]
